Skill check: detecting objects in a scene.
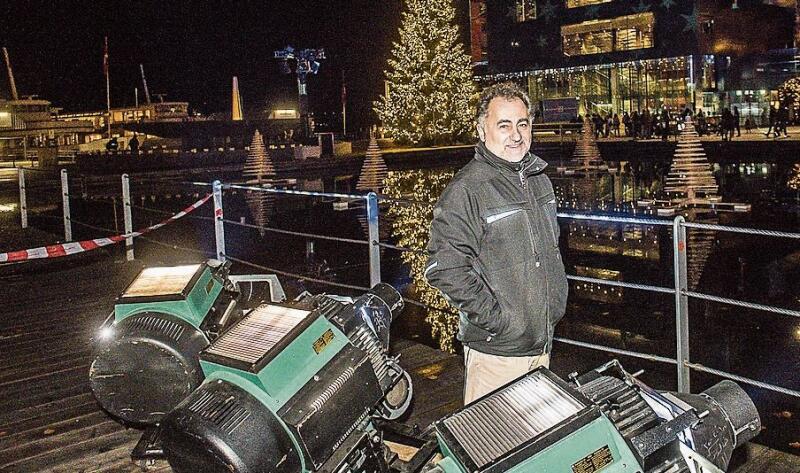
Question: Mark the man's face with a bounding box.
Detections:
[477,97,532,163]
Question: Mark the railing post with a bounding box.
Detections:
[61,169,72,241]
[213,180,226,262]
[122,174,134,261]
[366,192,381,287]
[673,216,690,393]
[18,168,27,228]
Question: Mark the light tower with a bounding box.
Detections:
[274,46,325,139]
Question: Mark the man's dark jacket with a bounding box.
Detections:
[425,143,568,357]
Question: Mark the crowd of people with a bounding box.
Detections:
[580,102,794,141]
[584,107,682,141]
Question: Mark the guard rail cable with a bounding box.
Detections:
[11,173,800,399]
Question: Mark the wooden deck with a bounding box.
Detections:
[1,259,798,472]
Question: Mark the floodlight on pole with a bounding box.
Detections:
[274,46,325,139]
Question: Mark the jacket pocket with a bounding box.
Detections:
[458,314,494,344]
[536,192,559,248]
[481,203,536,271]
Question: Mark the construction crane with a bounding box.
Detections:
[2,47,19,100]
[139,64,152,105]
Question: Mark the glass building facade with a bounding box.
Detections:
[561,13,654,57]
[475,0,796,120]
[526,56,695,116]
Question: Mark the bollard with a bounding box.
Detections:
[213,180,226,262]
[18,168,27,228]
[366,192,381,287]
[122,174,134,261]
[61,169,72,241]
[672,216,690,393]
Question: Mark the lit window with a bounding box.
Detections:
[516,0,536,22]
[566,0,611,8]
[561,13,654,56]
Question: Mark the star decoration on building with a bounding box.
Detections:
[682,6,699,32]
[660,0,676,9]
[539,0,558,22]
[585,4,601,19]
[632,0,651,13]
[537,36,548,49]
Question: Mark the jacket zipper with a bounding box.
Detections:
[521,161,551,354]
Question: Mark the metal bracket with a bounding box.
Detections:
[629,410,699,460]
[228,274,286,303]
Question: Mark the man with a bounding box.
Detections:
[425,82,568,405]
[128,133,140,155]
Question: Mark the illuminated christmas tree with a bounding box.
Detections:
[663,117,718,199]
[789,163,800,192]
[778,77,800,119]
[385,169,459,352]
[243,130,276,236]
[375,0,476,145]
[789,163,800,206]
[356,136,388,193]
[243,130,275,182]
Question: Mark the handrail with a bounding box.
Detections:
[222,218,370,246]
[16,175,800,400]
[227,183,364,200]
[566,275,675,295]
[199,181,800,398]
[556,212,672,226]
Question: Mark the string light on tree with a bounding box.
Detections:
[375,0,476,146]
[788,163,800,200]
[778,77,800,118]
[243,129,276,236]
[384,169,460,352]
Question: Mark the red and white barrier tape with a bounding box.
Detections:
[0,194,212,263]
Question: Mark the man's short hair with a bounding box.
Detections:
[476,82,532,127]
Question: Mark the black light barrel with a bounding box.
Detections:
[89,312,209,425]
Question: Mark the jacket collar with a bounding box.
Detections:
[474,141,547,176]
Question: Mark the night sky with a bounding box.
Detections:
[0,1,469,132]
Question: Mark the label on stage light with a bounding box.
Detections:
[312,328,335,354]
[572,445,613,473]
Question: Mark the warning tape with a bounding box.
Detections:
[0,194,212,263]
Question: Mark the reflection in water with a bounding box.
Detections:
[242,130,277,235]
[356,137,392,241]
[566,119,605,174]
[383,169,458,352]
[566,222,660,260]
[379,158,746,350]
[244,191,276,236]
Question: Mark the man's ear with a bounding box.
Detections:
[476,123,485,142]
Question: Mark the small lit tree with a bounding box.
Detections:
[788,162,800,204]
[778,77,800,119]
[384,169,460,352]
[375,0,476,146]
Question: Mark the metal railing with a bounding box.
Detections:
[12,171,800,400]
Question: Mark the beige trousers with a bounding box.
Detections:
[463,347,550,405]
